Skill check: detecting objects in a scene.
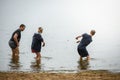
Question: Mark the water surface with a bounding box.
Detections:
[0,0,120,73]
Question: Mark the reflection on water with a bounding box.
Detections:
[30,58,41,72]
[77,58,89,70]
[9,55,21,71]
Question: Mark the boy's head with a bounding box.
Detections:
[19,24,26,31]
[38,27,43,33]
[90,30,96,36]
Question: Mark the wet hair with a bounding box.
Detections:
[90,30,96,35]
[20,24,26,28]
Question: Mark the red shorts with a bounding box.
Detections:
[31,49,38,53]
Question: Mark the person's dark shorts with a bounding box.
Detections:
[9,40,17,49]
[77,47,89,57]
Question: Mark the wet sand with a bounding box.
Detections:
[0,70,120,80]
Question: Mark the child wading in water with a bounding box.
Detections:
[31,27,45,60]
[76,30,96,61]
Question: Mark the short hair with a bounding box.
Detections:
[38,27,43,30]
[20,24,26,28]
[90,30,96,35]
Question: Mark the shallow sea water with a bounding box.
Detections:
[0,0,120,73]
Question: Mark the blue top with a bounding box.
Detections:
[78,33,92,49]
[31,33,44,52]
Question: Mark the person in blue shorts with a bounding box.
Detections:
[76,30,96,61]
[31,27,45,60]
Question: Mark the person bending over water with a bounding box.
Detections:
[76,30,96,61]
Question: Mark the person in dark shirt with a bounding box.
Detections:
[9,24,26,57]
[31,27,45,60]
[76,30,96,61]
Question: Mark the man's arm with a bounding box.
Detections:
[75,35,82,40]
[75,35,82,43]
[13,33,19,47]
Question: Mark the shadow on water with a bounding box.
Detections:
[9,55,21,71]
[30,58,41,72]
[77,59,89,70]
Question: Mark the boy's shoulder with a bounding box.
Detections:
[34,33,42,37]
[82,33,90,37]
[82,33,88,36]
[34,33,41,35]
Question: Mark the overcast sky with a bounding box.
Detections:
[0,0,120,36]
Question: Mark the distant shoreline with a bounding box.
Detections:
[0,70,120,80]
